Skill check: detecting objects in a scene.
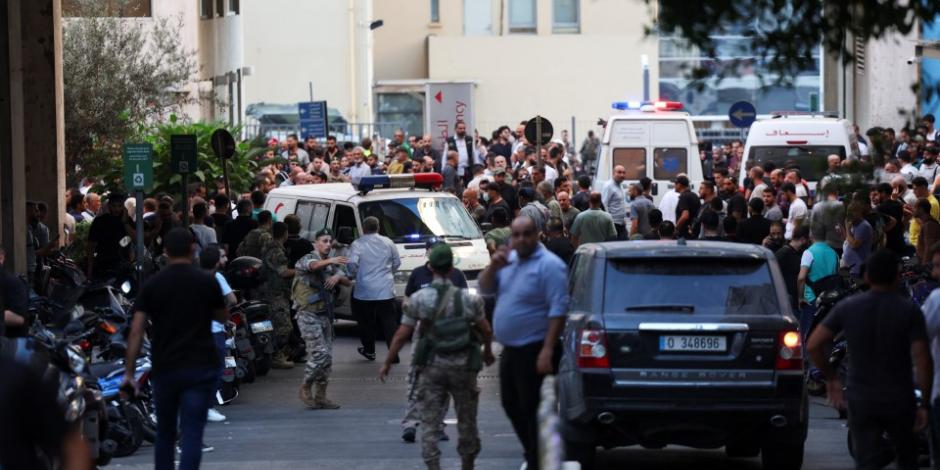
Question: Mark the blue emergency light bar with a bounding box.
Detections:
[354,173,444,194]
[611,100,683,111]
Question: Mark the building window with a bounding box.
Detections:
[200,0,213,19]
[216,0,224,17]
[464,0,492,36]
[228,0,240,15]
[658,22,821,116]
[508,0,536,34]
[553,0,579,33]
[430,0,440,23]
[62,0,152,17]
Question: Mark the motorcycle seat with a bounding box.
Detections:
[88,361,123,378]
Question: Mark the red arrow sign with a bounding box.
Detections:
[434,91,442,103]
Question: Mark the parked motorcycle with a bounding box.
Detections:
[90,356,155,456]
[225,257,275,376]
[1,322,113,467]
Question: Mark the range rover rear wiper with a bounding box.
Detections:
[625,304,695,313]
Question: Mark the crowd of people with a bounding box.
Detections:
[15,113,940,469]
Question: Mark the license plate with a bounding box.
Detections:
[659,335,726,352]
[224,356,237,368]
[250,320,273,333]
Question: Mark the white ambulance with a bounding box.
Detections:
[593,101,703,205]
[263,174,489,319]
[737,115,860,191]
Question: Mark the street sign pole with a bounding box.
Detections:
[182,174,190,228]
[134,190,144,286]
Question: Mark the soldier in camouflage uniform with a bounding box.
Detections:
[260,221,295,369]
[237,210,273,258]
[380,244,495,470]
[292,228,349,409]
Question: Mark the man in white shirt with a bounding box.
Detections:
[920,148,940,185]
[783,182,808,240]
[900,151,919,184]
[601,166,628,240]
[658,175,683,225]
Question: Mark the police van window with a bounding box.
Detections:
[295,201,330,240]
[332,204,358,240]
[653,148,688,180]
[612,148,647,179]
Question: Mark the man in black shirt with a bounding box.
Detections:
[210,193,231,242]
[808,249,932,470]
[775,226,809,310]
[674,176,701,240]
[404,239,468,297]
[123,228,226,470]
[283,214,314,267]
[571,176,592,212]
[86,194,133,279]
[543,218,575,265]
[223,199,258,256]
[875,183,908,256]
[737,198,772,245]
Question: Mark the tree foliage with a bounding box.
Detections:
[96,118,265,200]
[63,5,197,183]
[650,0,940,84]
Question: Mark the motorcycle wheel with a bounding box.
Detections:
[133,402,157,443]
[255,353,272,376]
[111,404,145,457]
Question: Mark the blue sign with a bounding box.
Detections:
[298,101,328,139]
[728,101,757,128]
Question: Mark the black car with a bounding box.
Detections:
[559,241,807,470]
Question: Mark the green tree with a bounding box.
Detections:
[97,118,265,200]
[63,3,197,183]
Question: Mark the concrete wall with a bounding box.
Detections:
[376,0,659,134]
[428,34,657,133]
[239,0,360,122]
[854,32,920,132]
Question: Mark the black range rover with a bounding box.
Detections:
[559,241,807,470]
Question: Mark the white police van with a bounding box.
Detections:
[263,174,489,319]
[593,101,703,205]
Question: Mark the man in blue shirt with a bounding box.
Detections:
[347,216,401,361]
[480,216,569,470]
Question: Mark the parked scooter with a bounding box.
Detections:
[225,257,275,376]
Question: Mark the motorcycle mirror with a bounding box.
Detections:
[120,280,132,294]
[119,236,132,248]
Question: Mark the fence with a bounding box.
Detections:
[243,119,408,146]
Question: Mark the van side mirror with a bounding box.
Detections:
[480,222,493,233]
[652,182,659,196]
[337,226,354,245]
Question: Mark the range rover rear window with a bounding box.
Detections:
[605,257,778,316]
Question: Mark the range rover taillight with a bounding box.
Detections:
[577,329,610,369]
[775,330,802,370]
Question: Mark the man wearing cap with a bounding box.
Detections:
[380,243,495,470]
[398,239,470,442]
[293,228,350,408]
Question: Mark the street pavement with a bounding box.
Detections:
[109,323,857,470]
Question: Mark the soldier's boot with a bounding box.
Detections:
[460,457,474,470]
[272,351,295,369]
[425,461,441,470]
[313,383,341,409]
[298,382,317,408]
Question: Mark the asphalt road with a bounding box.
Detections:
[109,323,857,470]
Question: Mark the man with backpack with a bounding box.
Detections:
[379,244,495,470]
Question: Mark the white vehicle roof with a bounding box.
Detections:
[602,111,699,144]
[267,183,456,204]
